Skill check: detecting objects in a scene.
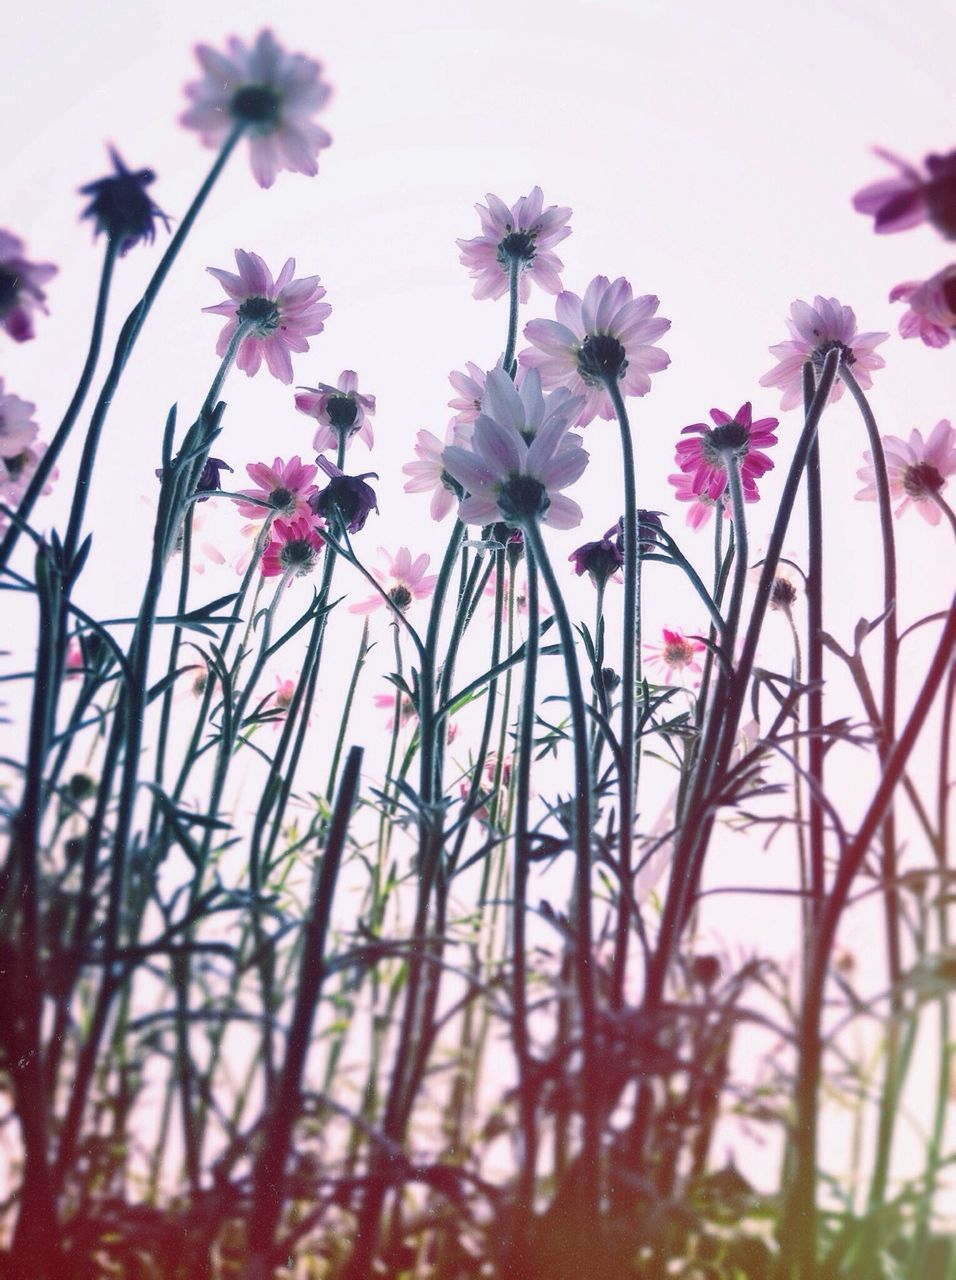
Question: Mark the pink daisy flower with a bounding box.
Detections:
[204,250,331,384]
[260,515,324,578]
[645,628,706,684]
[1,442,55,505]
[262,676,297,730]
[667,470,724,531]
[759,296,889,412]
[349,546,437,614]
[852,147,956,239]
[889,265,956,348]
[181,29,332,189]
[402,425,466,523]
[456,186,571,302]
[0,230,57,344]
[0,381,39,455]
[856,419,956,526]
[295,370,376,453]
[235,455,318,519]
[674,403,778,504]
[520,275,671,426]
[448,362,488,425]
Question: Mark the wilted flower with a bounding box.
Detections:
[759,296,888,411]
[889,265,956,348]
[181,29,332,189]
[674,403,778,504]
[195,456,232,500]
[349,546,437,614]
[204,250,331,383]
[0,230,57,344]
[402,425,466,522]
[456,187,571,302]
[645,628,706,683]
[260,515,324,578]
[852,147,956,239]
[0,381,39,455]
[569,533,624,586]
[521,275,671,426]
[295,370,376,453]
[310,456,379,533]
[856,420,956,526]
[79,148,171,254]
[236,455,317,519]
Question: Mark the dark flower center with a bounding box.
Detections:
[811,338,854,369]
[269,486,295,514]
[4,450,27,479]
[771,577,799,610]
[497,475,549,522]
[0,266,20,315]
[903,461,943,499]
[326,395,359,432]
[389,584,413,611]
[496,230,536,269]
[577,334,628,384]
[237,295,280,334]
[440,468,463,497]
[701,422,751,466]
[230,84,283,130]
[280,538,319,575]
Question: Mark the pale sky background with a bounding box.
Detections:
[3,0,954,1197]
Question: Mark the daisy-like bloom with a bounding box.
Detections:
[295,370,376,453]
[856,419,956,526]
[852,147,956,239]
[402,425,467,522]
[520,275,671,426]
[456,186,571,302]
[889,264,956,348]
[759,297,889,412]
[0,230,57,344]
[1,442,55,505]
[349,546,437,615]
[235,455,317,519]
[442,368,588,528]
[204,249,332,384]
[0,381,39,455]
[448,362,488,425]
[310,456,379,533]
[260,515,324,578]
[674,403,778,505]
[79,148,170,255]
[181,29,332,189]
[668,469,723,530]
[644,628,706,684]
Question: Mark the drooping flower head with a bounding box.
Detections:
[856,420,956,527]
[204,250,331,384]
[295,370,376,453]
[456,187,571,302]
[521,276,671,426]
[852,147,956,239]
[260,515,324,578]
[181,30,332,189]
[195,456,232,501]
[569,532,624,587]
[402,424,468,522]
[759,297,888,411]
[0,231,57,344]
[668,469,723,531]
[79,148,171,255]
[0,381,39,456]
[235,455,317,519]
[674,403,778,505]
[310,456,379,533]
[889,265,956,348]
[645,628,706,683]
[349,546,438,615]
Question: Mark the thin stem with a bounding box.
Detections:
[503,257,521,373]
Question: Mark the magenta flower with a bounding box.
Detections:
[0,442,56,505]
[448,362,488,425]
[181,30,332,189]
[260,515,324,578]
[456,187,571,302]
[0,381,39,455]
[0,231,57,344]
[235,455,318,519]
[667,469,723,531]
[520,276,671,426]
[645,628,706,683]
[674,403,778,507]
[889,265,956,348]
[402,424,471,522]
[349,546,438,615]
[856,420,956,526]
[852,147,956,239]
[759,297,889,412]
[204,250,331,384]
[442,368,588,529]
[295,370,376,453]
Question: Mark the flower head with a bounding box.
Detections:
[674,403,778,504]
[456,187,571,302]
[310,456,379,533]
[0,230,57,344]
[260,515,324,578]
[521,276,671,426]
[402,425,467,522]
[856,420,956,526]
[852,147,956,239]
[889,265,956,348]
[295,370,376,453]
[0,381,39,455]
[668,469,723,530]
[204,250,331,384]
[195,456,233,500]
[645,628,706,684]
[569,532,624,586]
[448,362,488,426]
[350,546,437,614]
[0,442,55,505]
[181,29,332,189]
[235,455,317,519]
[759,297,888,412]
[79,148,171,255]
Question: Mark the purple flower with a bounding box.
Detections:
[196,456,232,500]
[852,147,956,239]
[310,456,379,533]
[79,148,171,255]
[674,403,778,503]
[569,533,624,586]
[0,381,40,456]
[295,370,376,453]
[889,265,956,348]
[0,230,57,344]
[759,296,888,412]
[456,187,571,302]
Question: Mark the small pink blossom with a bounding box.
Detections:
[263,676,296,729]
[0,230,57,344]
[890,265,956,348]
[349,546,437,614]
[645,628,706,683]
[181,30,332,189]
[521,275,671,426]
[204,249,331,384]
[448,362,488,425]
[852,147,956,239]
[235,455,318,519]
[759,296,888,412]
[295,370,376,453]
[402,425,466,522]
[456,187,571,302]
[667,470,724,531]
[0,381,39,455]
[260,515,324,578]
[373,690,416,731]
[674,403,778,504]
[856,420,956,526]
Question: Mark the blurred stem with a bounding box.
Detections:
[804,364,826,928]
